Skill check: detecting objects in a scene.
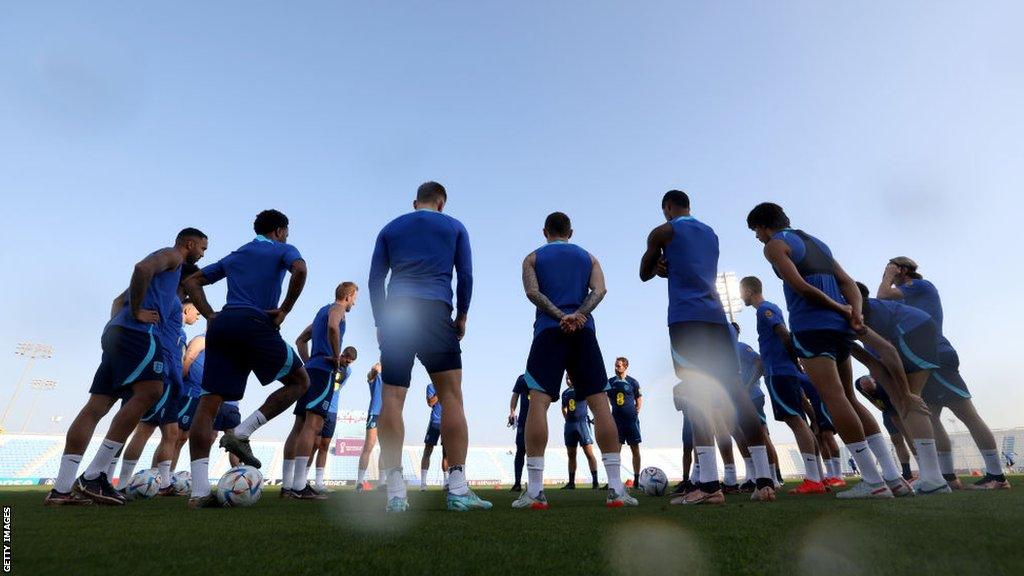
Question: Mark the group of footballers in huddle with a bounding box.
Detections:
[43,181,1009,512]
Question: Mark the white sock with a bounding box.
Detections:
[802,453,821,482]
[385,467,406,499]
[157,460,172,488]
[421,469,429,486]
[824,458,836,479]
[602,454,624,494]
[689,461,700,483]
[913,439,943,484]
[190,458,210,498]
[937,451,955,476]
[848,441,883,485]
[743,457,755,483]
[106,458,118,480]
[981,449,1002,476]
[282,459,295,487]
[315,467,325,489]
[866,433,901,482]
[723,463,737,486]
[55,454,82,493]
[750,445,771,481]
[696,446,718,484]
[526,457,544,497]
[356,468,366,485]
[84,439,124,480]
[292,457,309,491]
[234,410,268,440]
[448,465,469,496]
[443,470,450,485]
[378,470,386,487]
[118,460,138,487]
[830,457,843,478]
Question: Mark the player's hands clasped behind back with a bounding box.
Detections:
[559,312,587,333]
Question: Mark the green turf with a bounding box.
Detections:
[4,477,1021,576]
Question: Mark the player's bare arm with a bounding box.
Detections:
[129,247,184,324]
[327,304,345,366]
[639,224,672,281]
[765,240,850,319]
[508,393,519,426]
[876,263,904,300]
[185,271,217,320]
[567,255,607,331]
[772,322,802,368]
[522,252,565,321]
[295,324,313,363]
[182,335,206,378]
[266,259,307,327]
[832,260,864,332]
[110,290,127,320]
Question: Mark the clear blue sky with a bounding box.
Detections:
[2,2,1022,446]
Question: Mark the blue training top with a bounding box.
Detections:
[664,216,728,326]
[109,251,182,336]
[562,388,589,423]
[899,279,943,332]
[199,236,303,312]
[184,348,205,397]
[513,375,531,428]
[755,300,800,377]
[327,366,351,414]
[771,229,850,333]
[367,374,383,416]
[863,298,931,343]
[606,376,641,421]
[736,341,764,400]
[532,241,595,337]
[368,209,472,326]
[426,383,442,426]
[305,303,346,372]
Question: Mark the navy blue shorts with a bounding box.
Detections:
[922,364,971,406]
[176,395,199,431]
[894,321,940,374]
[791,329,854,364]
[564,421,593,448]
[524,328,606,401]
[424,423,442,446]
[213,402,241,431]
[202,308,302,401]
[882,410,901,436]
[90,325,165,399]
[669,322,746,406]
[294,367,337,419]
[366,415,379,430]
[614,417,641,445]
[515,426,526,452]
[799,375,836,432]
[764,374,804,421]
[320,414,337,439]
[379,299,462,387]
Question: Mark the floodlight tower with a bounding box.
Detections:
[21,379,58,432]
[1,342,54,434]
[715,272,744,324]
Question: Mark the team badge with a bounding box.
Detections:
[153,361,164,374]
[764,310,774,319]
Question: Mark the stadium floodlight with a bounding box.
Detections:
[715,272,744,324]
[1,342,54,433]
[21,379,58,433]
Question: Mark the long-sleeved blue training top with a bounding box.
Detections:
[368,209,473,325]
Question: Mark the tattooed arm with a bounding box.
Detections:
[523,252,565,321]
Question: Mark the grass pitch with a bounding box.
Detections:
[5,477,1021,576]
